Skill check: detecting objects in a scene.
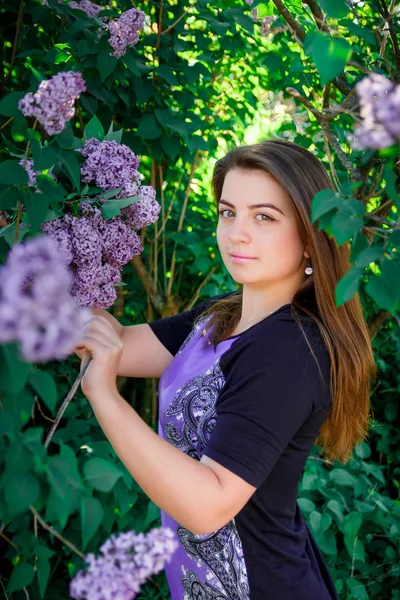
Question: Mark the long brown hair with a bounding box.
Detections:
[197,139,376,465]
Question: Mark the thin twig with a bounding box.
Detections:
[0,117,14,131]
[44,353,92,447]
[5,0,24,83]
[161,7,190,36]
[29,506,86,559]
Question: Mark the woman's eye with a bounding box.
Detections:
[218,210,274,222]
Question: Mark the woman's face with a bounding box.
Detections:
[216,168,309,288]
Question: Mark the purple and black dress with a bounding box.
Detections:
[148,291,339,600]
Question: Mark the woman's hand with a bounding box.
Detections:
[75,315,124,402]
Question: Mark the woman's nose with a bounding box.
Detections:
[228,219,252,243]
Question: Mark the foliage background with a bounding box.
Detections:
[0,0,399,598]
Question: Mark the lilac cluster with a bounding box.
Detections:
[78,138,141,198]
[0,235,92,363]
[18,71,86,136]
[78,138,161,230]
[121,186,161,229]
[41,204,143,309]
[70,526,179,600]
[69,0,104,18]
[107,8,146,58]
[352,72,400,150]
[19,159,56,190]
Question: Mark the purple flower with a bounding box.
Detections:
[41,205,143,309]
[245,0,254,5]
[70,526,179,600]
[0,235,91,362]
[121,186,161,230]
[107,8,146,58]
[99,216,143,266]
[352,72,400,149]
[19,159,56,191]
[78,138,141,199]
[69,0,105,18]
[18,71,86,136]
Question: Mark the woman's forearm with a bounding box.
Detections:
[87,389,223,536]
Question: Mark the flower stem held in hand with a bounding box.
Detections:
[44,351,92,448]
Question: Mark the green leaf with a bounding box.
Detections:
[101,196,141,220]
[29,370,58,412]
[383,159,399,205]
[6,562,35,594]
[56,122,75,149]
[318,0,349,19]
[59,150,81,191]
[305,31,352,86]
[36,174,66,208]
[103,123,123,143]
[123,54,140,76]
[389,229,400,247]
[81,496,104,549]
[353,245,384,269]
[255,2,274,18]
[0,91,25,117]
[0,160,28,185]
[36,145,59,171]
[337,265,364,306]
[5,473,40,515]
[0,186,18,210]
[21,188,49,233]
[365,259,400,312]
[311,189,341,222]
[33,544,54,598]
[97,53,118,82]
[0,344,32,395]
[47,445,84,499]
[297,498,316,514]
[331,211,364,245]
[137,114,162,139]
[329,468,357,486]
[158,64,179,86]
[309,510,332,537]
[83,457,123,492]
[84,114,105,141]
[161,135,181,160]
[11,115,28,142]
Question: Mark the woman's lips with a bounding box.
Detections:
[229,254,257,264]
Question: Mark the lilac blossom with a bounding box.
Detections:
[70,527,179,600]
[18,71,86,136]
[78,138,141,199]
[352,72,400,150]
[69,0,104,18]
[121,186,161,230]
[41,205,143,309]
[107,8,146,58]
[0,235,91,362]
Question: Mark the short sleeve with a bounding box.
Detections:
[203,318,329,488]
[148,291,236,357]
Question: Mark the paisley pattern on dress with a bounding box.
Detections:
[176,316,209,357]
[178,522,250,600]
[161,354,250,600]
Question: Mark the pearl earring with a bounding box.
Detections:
[305,260,313,275]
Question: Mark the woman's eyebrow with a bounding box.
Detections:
[218,198,285,216]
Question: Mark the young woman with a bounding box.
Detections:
[76,139,376,600]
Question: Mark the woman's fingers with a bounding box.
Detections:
[76,329,121,353]
[84,316,119,339]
